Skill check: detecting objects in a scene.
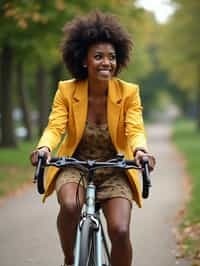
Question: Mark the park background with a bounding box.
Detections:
[0,0,199,264]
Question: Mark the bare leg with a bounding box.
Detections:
[57,183,85,265]
[102,198,132,266]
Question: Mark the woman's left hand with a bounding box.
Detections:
[134,150,156,171]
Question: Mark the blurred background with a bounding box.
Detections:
[0,0,200,262]
[0,0,199,147]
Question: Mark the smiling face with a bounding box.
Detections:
[85,43,117,83]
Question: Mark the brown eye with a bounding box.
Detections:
[95,54,102,60]
[110,54,116,61]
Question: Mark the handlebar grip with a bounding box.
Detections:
[35,157,42,179]
[34,154,46,194]
[141,157,151,199]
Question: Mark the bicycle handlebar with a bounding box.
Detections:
[34,154,151,198]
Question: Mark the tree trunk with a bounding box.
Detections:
[197,89,200,129]
[197,64,200,129]
[51,63,63,97]
[0,44,17,147]
[16,61,33,140]
[36,64,49,136]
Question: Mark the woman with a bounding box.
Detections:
[31,11,155,266]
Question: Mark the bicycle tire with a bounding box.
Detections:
[79,217,96,266]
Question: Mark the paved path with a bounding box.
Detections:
[0,123,189,266]
[132,123,189,266]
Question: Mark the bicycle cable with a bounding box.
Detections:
[76,171,87,211]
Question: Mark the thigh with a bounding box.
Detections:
[101,198,132,235]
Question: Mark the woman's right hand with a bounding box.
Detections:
[30,146,51,166]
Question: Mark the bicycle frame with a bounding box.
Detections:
[74,167,111,266]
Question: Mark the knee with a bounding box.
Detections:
[57,191,79,219]
[60,198,78,216]
[108,222,130,243]
[57,185,84,218]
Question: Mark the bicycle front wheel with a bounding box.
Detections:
[79,217,96,266]
[79,216,111,266]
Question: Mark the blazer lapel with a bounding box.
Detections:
[107,79,122,146]
[72,80,88,141]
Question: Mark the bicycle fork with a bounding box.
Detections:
[74,183,102,266]
[74,217,102,266]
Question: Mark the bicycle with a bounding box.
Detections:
[34,153,151,266]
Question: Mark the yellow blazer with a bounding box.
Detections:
[37,78,147,207]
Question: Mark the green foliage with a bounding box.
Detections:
[0,0,155,73]
[159,0,200,93]
[157,0,200,127]
[0,1,77,64]
[124,12,171,116]
[0,0,156,96]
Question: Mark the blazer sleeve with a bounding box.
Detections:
[125,85,148,154]
[37,81,68,151]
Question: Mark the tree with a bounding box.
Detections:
[159,0,200,127]
[16,61,33,140]
[0,0,156,146]
[0,0,78,145]
[0,43,16,147]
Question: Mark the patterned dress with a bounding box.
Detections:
[55,121,133,203]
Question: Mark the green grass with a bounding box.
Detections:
[172,119,200,224]
[0,140,37,197]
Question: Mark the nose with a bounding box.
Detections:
[102,57,110,66]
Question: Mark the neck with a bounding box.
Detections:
[88,79,108,97]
